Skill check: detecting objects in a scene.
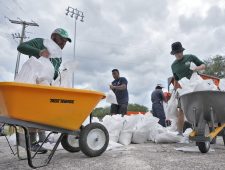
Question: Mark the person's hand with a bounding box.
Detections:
[39,49,50,58]
[109,85,115,90]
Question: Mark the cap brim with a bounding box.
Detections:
[170,48,185,55]
[67,38,71,43]
[52,32,72,43]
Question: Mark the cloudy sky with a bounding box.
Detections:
[0,0,225,109]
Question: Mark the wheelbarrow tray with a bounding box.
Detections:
[0,82,105,130]
[180,90,225,124]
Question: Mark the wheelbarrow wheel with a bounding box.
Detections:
[197,141,210,153]
[61,134,80,153]
[79,123,109,157]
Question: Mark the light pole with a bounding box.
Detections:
[65,6,84,88]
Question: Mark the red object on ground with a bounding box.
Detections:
[126,111,146,115]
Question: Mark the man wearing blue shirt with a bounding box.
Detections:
[110,69,129,116]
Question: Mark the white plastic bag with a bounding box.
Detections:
[15,56,54,85]
[155,131,182,143]
[194,79,218,91]
[189,62,197,70]
[118,130,133,145]
[106,90,118,104]
[43,39,62,58]
[165,91,178,120]
[107,141,123,151]
[52,69,72,87]
[148,123,166,142]
[131,117,150,144]
[52,60,78,88]
[219,79,225,91]
[36,57,55,85]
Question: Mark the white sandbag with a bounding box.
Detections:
[15,57,40,84]
[166,119,177,132]
[143,112,160,124]
[131,116,151,144]
[118,130,133,145]
[183,128,192,137]
[219,79,225,91]
[132,130,148,144]
[106,90,118,104]
[107,140,123,151]
[52,60,78,88]
[178,73,203,96]
[52,69,72,87]
[43,39,62,58]
[148,123,166,142]
[102,115,124,142]
[122,114,143,131]
[155,131,182,143]
[164,91,178,120]
[178,73,218,96]
[194,79,218,91]
[15,56,54,85]
[36,57,55,85]
[118,114,142,145]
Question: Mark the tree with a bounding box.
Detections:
[203,55,225,78]
[127,103,149,112]
[92,103,149,119]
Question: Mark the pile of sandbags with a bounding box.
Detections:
[100,113,185,147]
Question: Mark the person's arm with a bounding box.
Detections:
[172,74,181,90]
[17,38,49,58]
[110,84,126,90]
[192,64,206,71]
[190,55,206,71]
[110,78,127,90]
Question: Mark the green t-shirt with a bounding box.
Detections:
[171,54,204,81]
[17,38,62,80]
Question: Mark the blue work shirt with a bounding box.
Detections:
[151,89,164,104]
[112,77,129,104]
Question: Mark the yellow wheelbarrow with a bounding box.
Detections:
[180,90,225,153]
[0,82,109,168]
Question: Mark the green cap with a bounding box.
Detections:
[52,28,71,42]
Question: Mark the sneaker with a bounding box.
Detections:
[38,139,52,144]
[0,128,5,136]
[31,142,48,154]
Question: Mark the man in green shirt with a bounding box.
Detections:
[170,42,206,135]
[17,28,71,153]
[17,28,71,80]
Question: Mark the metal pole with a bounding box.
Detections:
[14,23,25,79]
[72,19,77,87]
[65,7,84,88]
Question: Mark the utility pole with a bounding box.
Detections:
[65,6,84,87]
[9,19,39,79]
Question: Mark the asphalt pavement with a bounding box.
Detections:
[0,136,225,170]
